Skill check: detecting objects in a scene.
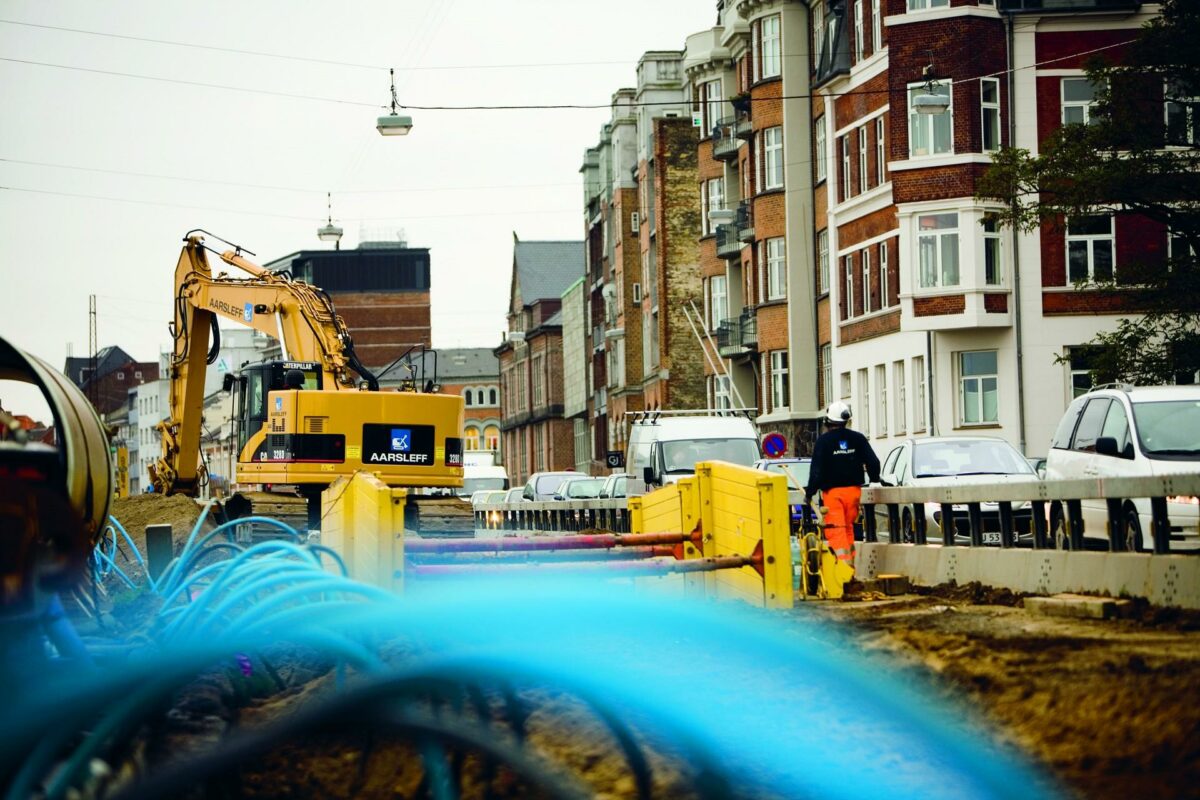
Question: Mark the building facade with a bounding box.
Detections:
[496,238,585,485]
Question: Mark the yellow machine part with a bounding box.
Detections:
[797,504,855,601]
[237,388,465,490]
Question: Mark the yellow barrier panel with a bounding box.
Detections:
[696,462,793,609]
[321,472,406,593]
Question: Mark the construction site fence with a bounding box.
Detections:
[473,499,632,534]
[849,473,1200,554]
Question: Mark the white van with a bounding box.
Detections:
[458,462,509,499]
[627,410,760,488]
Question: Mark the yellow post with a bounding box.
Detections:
[321,472,406,593]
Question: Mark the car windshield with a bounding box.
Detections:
[564,478,604,498]
[462,477,507,494]
[912,439,1034,478]
[1132,400,1200,457]
[535,474,573,495]
[761,461,811,489]
[662,438,761,473]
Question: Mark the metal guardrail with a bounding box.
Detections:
[474,499,632,534]
[789,474,1200,555]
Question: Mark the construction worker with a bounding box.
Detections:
[803,402,882,565]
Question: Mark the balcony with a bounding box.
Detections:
[997,0,1140,11]
[715,308,758,358]
[735,202,754,243]
[711,117,741,162]
[715,224,742,259]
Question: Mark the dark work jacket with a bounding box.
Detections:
[804,426,881,495]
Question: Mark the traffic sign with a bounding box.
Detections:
[762,432,787,458]
[606,450,625,469]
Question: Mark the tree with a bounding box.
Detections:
[976,0,1200,385]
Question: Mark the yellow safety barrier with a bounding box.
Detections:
[321,471,406,593]
[630,462,793,609]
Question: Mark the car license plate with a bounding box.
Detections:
[982,531,1001,545]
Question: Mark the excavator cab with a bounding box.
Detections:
[227,361,323,455]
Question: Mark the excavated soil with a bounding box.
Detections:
[806,584,1200,800]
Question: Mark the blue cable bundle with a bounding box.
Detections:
[0,514,1065,800]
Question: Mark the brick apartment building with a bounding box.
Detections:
[496,238,585,485]
[568,0,1170,466]
[265,241,432,369]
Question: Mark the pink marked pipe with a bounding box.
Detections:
[409,555,756,577]
[404,531,700,555]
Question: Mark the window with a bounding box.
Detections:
[872,0,882,52]
[1165,82,1200,146]
[813,2,825,68]
[875,116,885,184]
[840,135,851,200]
[766,237,786,300]
[699,78,723,132]
[959,350,999,425]
[1071,398,1110,452]
[1066,215,1114,283]
[484,425,500,450]
[876,364,888,437]
[913,356,927,432]
[917,213,960,288]
[853,0,864,61]
[711,374,733,410]
[843,255,855,319]
[703,177,725,235]
[463,387,474,407]
[532,356,545,407]
[760,127,783,190]
[908,82,952,156]
[908,0,948,8]
[981,77,1001,152]
[464,427,480,450]
[759,15,781,79]
[821,344,833,407]
[1068,346,1101,398]
[817,229,830,294]
[983,214,1003,285]
[533,425,545,472]
[840,371,852,399]
[815,116,827,183]
[861,249,873,314]
[117,372,125,380]
[858,368,871,437]
[709,275,728,329]
[134,370,142,380]
[894,360,907,434]
[858,125,869,193]
[489,388,497,405]
[771,351,790,412]
[879,241,890,307]
[1062,77,1100,125]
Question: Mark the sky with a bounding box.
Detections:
[0,0,717,378]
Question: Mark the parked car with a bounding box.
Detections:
[599,472,632,499]
[1045,385,1200,551]
[521,471,579,501]
[554,476,605,500]
[628,410,759,488]
[877,436,1040,544]
[1026,456,1047,479]
[752,457,814,533]
[469,489,507,506]
[503,487,525,503]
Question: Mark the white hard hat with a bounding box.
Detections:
[825,401,852,424]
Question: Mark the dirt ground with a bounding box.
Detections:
[805,584,1200,800]
[101,494,213,592]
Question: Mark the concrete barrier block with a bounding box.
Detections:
[856,543,884,580]
[1100,554,1152,600]
[979,549,1031,592]
[1147,556,1200,609]
[1062,552,1110,594]
[1028,551,1070,594]
[911,546,942,586]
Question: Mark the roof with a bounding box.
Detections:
[513,241,584,306]
[63,345,137,386]
[376,347,499,383]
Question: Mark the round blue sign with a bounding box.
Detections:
[762,432,787,458]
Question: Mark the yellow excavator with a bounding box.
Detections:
[150,231,472,535]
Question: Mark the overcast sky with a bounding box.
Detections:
[0,0,716,377]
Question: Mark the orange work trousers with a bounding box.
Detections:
[822,486,861,563]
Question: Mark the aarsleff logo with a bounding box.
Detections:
[361,424,434,465]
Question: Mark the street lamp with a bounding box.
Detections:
[913,64,951,115]
[317,192,343,249]
[377,67,414,136]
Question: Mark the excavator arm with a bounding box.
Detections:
[152,234,376,495]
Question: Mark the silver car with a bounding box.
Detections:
[877,436,1039,544]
